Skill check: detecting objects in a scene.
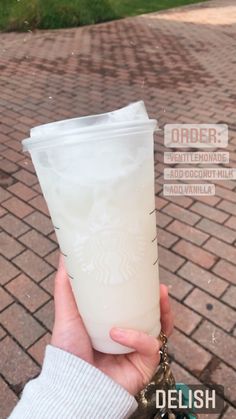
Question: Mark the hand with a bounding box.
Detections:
[51,256,174,396]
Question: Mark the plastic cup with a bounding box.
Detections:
[22,101,160,354]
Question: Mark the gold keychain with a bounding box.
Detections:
[130,331,177,419]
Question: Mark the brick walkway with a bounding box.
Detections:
[0,0,236,417]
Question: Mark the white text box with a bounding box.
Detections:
[164,124,228,148]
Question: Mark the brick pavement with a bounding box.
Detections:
[0,0,236,417]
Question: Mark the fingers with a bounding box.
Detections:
[110,327,160,357]
[54,254,79,323]
[110,284,173,357]
[160,284,174,337]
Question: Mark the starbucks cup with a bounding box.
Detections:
[22,101,160,354]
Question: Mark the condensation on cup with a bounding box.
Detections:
[22,101,160,354]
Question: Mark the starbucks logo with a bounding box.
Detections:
[74,229,147,285]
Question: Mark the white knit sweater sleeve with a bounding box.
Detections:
[9,345,138,419]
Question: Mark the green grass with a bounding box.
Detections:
[0,0,205,31]
[110,0,205,17]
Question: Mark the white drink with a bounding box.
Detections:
[23,102,160,354]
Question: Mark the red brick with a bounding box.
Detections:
[167,220,208,245]
[0,303,45,348]
[0,133,8,143]
[40,272,55,296]
[216,186,236,203]
[0,123,13,134]
[48,231,57,243]
[19,229,57,257]
[168,329,212,376]
[7,181,37,201]
[184,288,235,332]
[197,218,235,244]
[45,249,59,269]
[170,297,201,334]
[157,228,178,248]
[158,245,185,272]
[13,250,54,282]
[0,377,18,418]
[204,237,236,266]
[9,130,25,142]
[171,361,200,386]
[0,205,7,217]
[18,158,35,173]
[156,163,165,173]
[6,274,50,312]
[2,115,16,128]
[28,333,51,365]
[210,363,236,405]
[193,320,236,370]
[0,158,18,174]
[156,212,172,228]
[160,194,193,209]
[0,325,7,339]
[13,169,37,186]
[225,216,236,230]
[24,211,54,235]
[1,148,23,163]
[0,287,13,311]
[213,260,236,285]
[223,406,236,418]
[0,336,39,386]
[155,182,162,195]
[173,239,217,269]
[0,231,24,259]
[29,195,49,216]
[162,203,200,226]
[217,200,236,217]
[190,202,229,223]
[200,410,222,419]
[155,196,168,210]
[19,115,35,125]
[0,256,19,285]
[222,285,236,308]
[192,194,221,207]
[2,196,34,218]
[178,261,228,297]
[0,186,11,203]
[159,267,193,300]
[0,143,7,152]
[14,122,28,134]
[7,139,22,152]
[0,213,30,237]
[33,183,42,194]
[35,300,54,332]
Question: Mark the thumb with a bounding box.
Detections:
[160,284,174,337]
[54,254,79,324]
